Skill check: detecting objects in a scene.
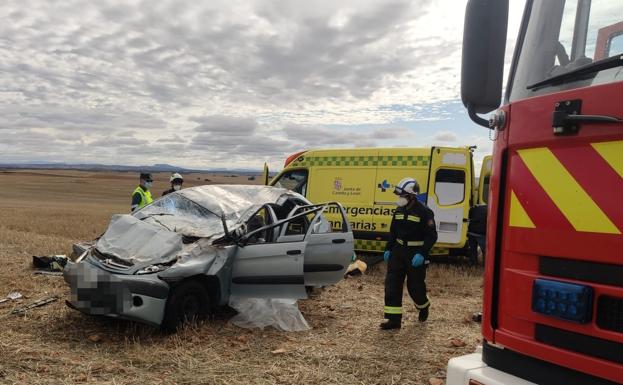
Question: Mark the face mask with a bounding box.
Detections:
[173,184,181,191]
[396,197,409,207]
[144,181,153,189]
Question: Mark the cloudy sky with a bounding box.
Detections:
[0,0,525,171]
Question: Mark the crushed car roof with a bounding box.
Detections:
[176,184,301,218]
[94,185,306,264]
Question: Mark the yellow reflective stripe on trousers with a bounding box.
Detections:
[384,306,402,314]
[395,214,405,220]
[407,215,420,222]
[396,239,424,246]
[415,300,430,309]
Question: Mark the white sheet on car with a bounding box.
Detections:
[96,214,183,264]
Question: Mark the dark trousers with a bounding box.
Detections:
[384,245,429,322]
[467,233,486,265]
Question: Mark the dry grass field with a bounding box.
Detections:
[0,170,483,385]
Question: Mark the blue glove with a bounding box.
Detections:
[412,253,425,267]
[383,250,391,263]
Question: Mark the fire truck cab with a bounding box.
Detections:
[448,1,623,384]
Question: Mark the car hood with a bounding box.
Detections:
[96,214,183,265]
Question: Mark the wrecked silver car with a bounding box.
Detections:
[64,185,353,330]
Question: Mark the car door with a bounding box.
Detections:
[230,205,307,299]
[301,203,354,286]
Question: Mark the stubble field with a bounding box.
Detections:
[0,169,483,385]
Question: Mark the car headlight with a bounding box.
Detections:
[136,264,170,275]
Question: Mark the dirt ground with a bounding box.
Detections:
[0,170,483,385]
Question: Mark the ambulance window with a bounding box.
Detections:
[434,169,465,206]
[482,175,490,204]
[608,33,623,57]
[273,170,308,196]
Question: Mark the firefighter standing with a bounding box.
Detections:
[131,172,154,212]
[162,173,184,196]
[380,177,438,330]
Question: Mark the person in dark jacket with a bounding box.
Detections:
[162,173,184,196]
[467,204,487,265]
[380,177,438,330]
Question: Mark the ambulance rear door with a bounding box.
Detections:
[425,147,472,247]
[478,155,492,205]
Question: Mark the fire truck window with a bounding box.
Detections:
[482,175,490,204]
[273,170,308,196]
[435,169,465,206]
[510,0,623,101]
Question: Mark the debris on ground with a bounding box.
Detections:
[450,338,467,348]
[472,312,482,323]
[34,271,63,276]
[429,378,444,385]
[88,334,103,343]
[270,348,287,355]
[0,291,22,305]
[10,296,59,315]
[345,259,367,276]
[32,255,68,272]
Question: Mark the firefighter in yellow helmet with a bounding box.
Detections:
[380,177,438,330]
[162,173,184,196]
[131,173,154,212]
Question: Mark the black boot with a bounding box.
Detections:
[418,306,429,322]
[379,319,401,330]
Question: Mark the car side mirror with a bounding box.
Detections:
[461,0,509,127]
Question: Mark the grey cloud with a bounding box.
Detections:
[89,137,149,147]
[192,115,258,135]
[369,128,413,140]
[283,124,411,147]
[0,106,166,132]
[433,131,458,142]
[0,0,473,168]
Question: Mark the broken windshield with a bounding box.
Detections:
[134,193,223,238]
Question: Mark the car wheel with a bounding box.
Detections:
[161,280,210,332]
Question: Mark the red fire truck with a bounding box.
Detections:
[447,1,623,384]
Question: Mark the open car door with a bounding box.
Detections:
[230,205,307,299]
[425,147,472,247]
[297,203,354,286]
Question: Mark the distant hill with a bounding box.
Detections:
[0,162,264,175]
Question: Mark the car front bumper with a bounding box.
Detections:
[64,261,170,326]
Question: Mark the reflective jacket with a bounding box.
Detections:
[385,200,438,258]
[131,186,153,211]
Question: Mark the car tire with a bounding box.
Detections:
[161,280,210,333]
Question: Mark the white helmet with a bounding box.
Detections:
[170,173,183,183]
[394,177,420,196]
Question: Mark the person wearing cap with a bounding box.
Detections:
[162,173,184,196]
[131,173,154,212]
[380,177,438,330]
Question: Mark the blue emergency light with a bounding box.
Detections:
[531,279,594,323]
